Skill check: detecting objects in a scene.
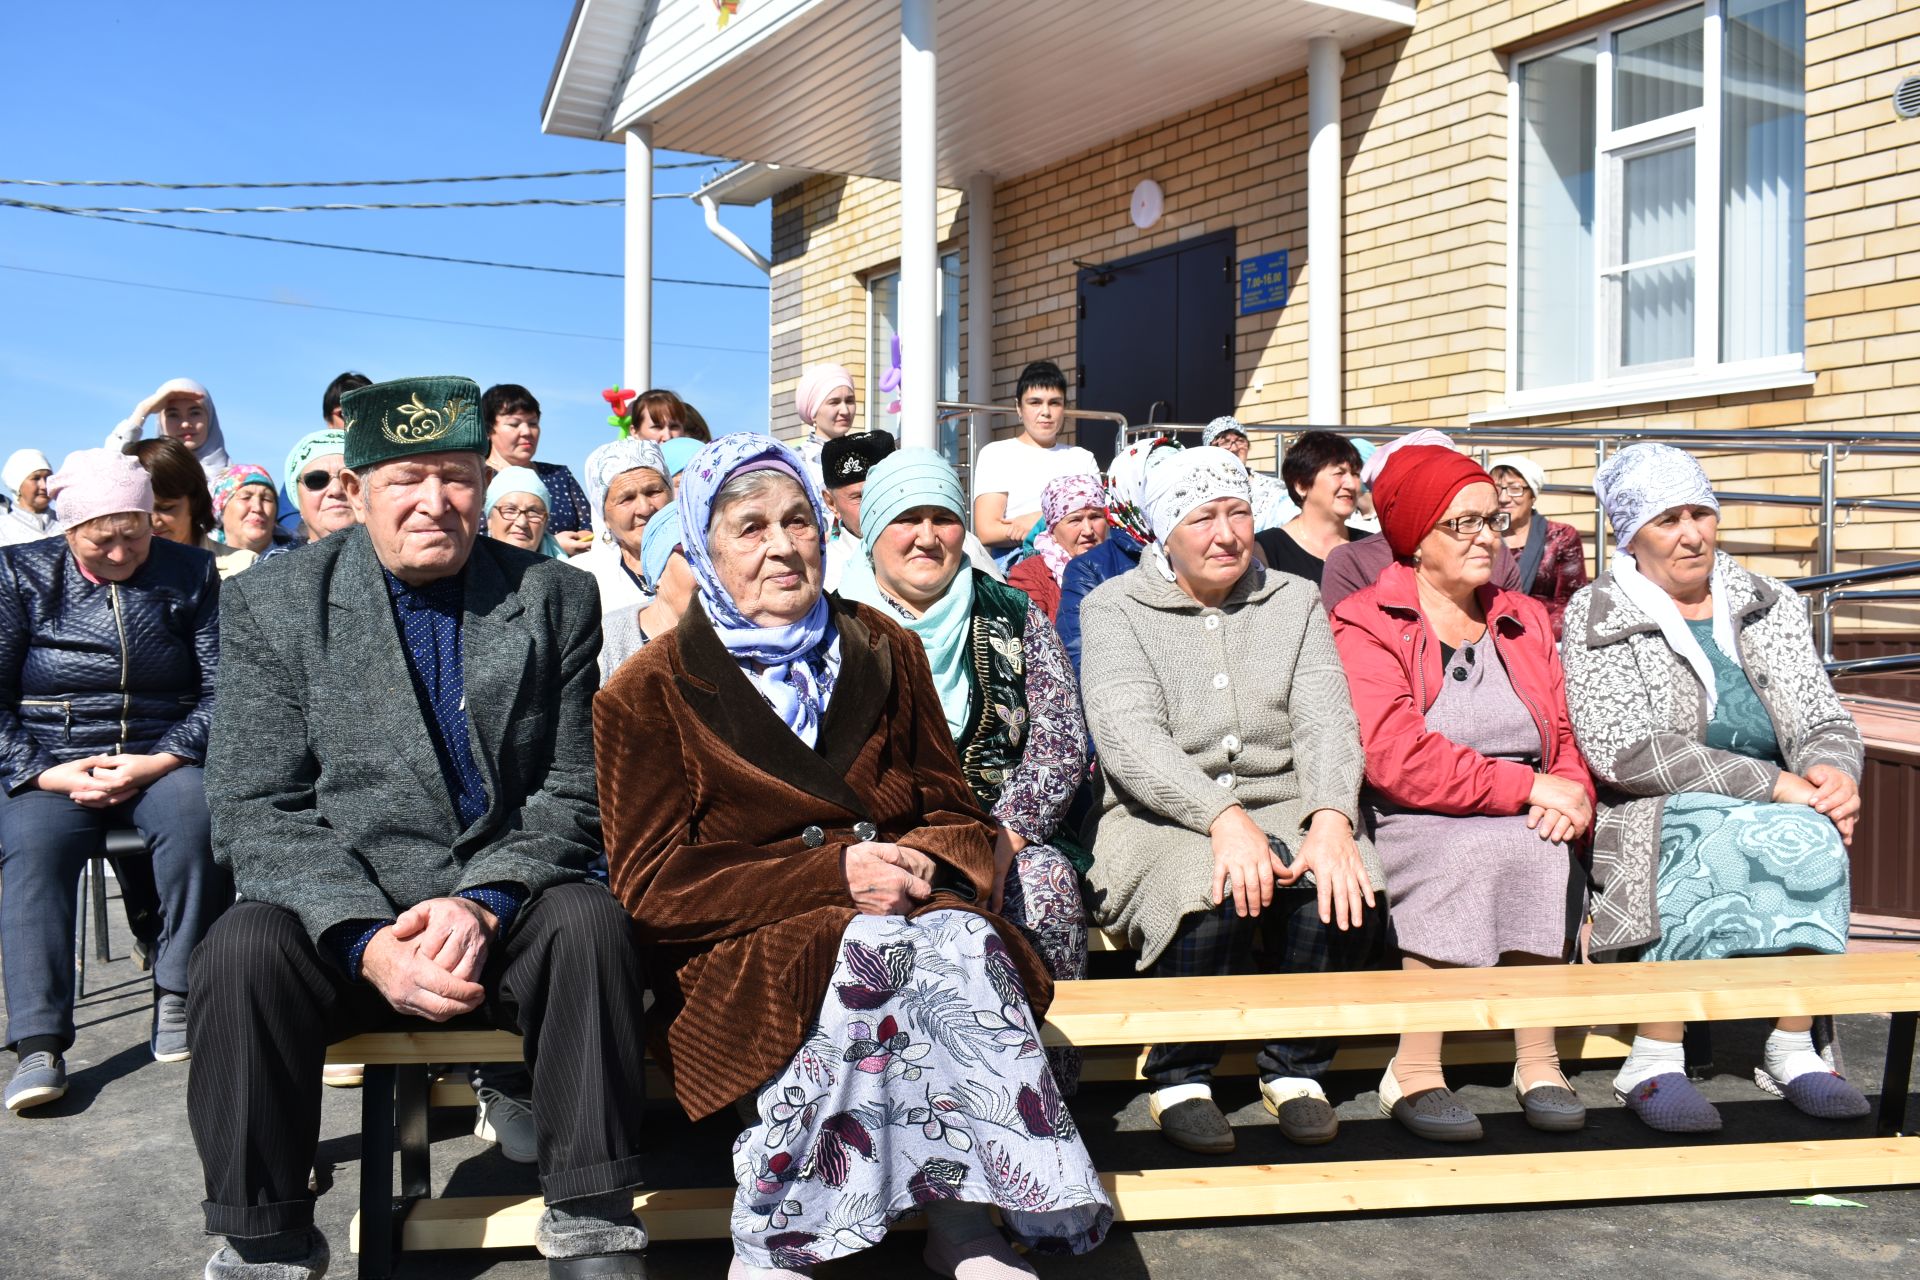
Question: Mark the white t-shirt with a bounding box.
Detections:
[972,438,1100,526]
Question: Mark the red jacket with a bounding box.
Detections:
[1005,555,1063,623]
[1329,560,1593,818]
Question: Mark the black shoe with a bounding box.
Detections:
[1259,1079,1339,1145]
[1149,1092,1236,1155]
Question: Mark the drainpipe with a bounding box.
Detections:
[965,171,995,482]
[698,192,772,274]
[1307,36,1344,426]
[898,0,938,450]
[624,124,653,392]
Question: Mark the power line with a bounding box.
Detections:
[1,195,673,215]
[3,202,769,288]
[0,263,768,356]
[0,164,715,189]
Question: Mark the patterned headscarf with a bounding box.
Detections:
[484,465,566,559]
[1104,436,1180,544]
[583,437,669,536]
[1202,417,1249,447]
[1143,447,1253,583]
[1594,442,1720,551]
[209,464,276,542]
[1033,472,1108,584]
[679,433,840,747]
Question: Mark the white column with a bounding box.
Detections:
[898,0,938,449]
[1307,36,1344,426]
[964,172,995,498]
[624,124,654,393]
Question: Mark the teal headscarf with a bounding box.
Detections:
[834,448,976,739]
[484,465,565,559]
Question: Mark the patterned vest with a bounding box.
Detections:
[956,571,1031,810]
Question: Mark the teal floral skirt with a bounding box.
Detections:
[1642,794,1851,962]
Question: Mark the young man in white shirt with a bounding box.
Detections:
[970,361,1099,556]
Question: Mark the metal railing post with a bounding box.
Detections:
[1820,443,1837,662]
[1593,440,1610,577]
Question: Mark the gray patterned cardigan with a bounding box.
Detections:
[1559,553,1862,956]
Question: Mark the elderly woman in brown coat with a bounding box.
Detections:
[596,435,1109,1280]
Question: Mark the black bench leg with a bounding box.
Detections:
[1878,1010,1915,1138]
[397,1066,432,1201]
[360,1065,397,1280]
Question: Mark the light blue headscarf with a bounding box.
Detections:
[639,499,682,593]
[484,465,566,559]
[833,448,976,740]
[678,434,839,746]
[660,436,702,480]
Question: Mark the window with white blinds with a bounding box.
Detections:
[1509,0,1804,403]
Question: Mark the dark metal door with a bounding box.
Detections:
[1076,229,1235,462]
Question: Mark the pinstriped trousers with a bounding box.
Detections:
[185,883,650,1238]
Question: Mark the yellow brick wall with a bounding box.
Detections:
[767,0,1919,629]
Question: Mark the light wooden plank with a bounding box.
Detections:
[1035,953,1920,1047]
[359,1138,1920,1251]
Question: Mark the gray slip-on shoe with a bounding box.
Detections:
[152,991,190,1063]
[5,1052,67,1114]
[203,1228,329,1279]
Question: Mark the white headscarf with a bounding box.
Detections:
[3,449,51,497]
[1488,454,1547,498]
[582,437,669,537]
[1142,446,1253,582]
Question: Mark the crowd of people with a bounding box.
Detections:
[0,360,1870,1279]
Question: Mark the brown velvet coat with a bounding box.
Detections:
[595,592,1054,1120]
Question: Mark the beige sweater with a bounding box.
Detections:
[1078,558,1384,968]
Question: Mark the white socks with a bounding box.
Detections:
[1764,1028,1828,1085]
[1151,1081,1213,1110]
[1613,1035,1685,1094]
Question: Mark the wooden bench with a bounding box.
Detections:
[330,952,1920,1279]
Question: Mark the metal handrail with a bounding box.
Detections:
[935,401,1130,502]
[1825,653,1920,677]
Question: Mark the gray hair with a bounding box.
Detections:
[706,467,815,536]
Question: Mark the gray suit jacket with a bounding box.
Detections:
[206,526,603,945]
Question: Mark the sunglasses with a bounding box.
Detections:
[300,468,344,492]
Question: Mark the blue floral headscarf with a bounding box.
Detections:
[678,433,840,746]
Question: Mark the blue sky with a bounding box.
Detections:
[0,1,771,479]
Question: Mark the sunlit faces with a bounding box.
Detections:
[1300,460,1360,522]
[1414,482,1502,590]
[158,396,210,450]
[1628,505,1719,601]
[487,491,550,552]
[870,505,967,613]
[222,483,279,554]
[489,412,541,468]
[16,469,51,514]
[1491,467,1536,528]
[1018,386,1067,447]
[603,466,672,561]
[815,386,858,439]
[634,407,684,442]
[1049,505,1109,558]
[345,451,484,585]
[66,512,153,583]
[297,452,357,541]
[1213,432,1251,463]
[705,475,823,626]
[823,480,866,539]
[1163,496,1253,595]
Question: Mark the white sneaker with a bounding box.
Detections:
[474,1086,537,1163]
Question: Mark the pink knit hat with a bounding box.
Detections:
[47,448,154,527]
[793,364,855,426]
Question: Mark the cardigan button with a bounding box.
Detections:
[1212,673,1230,690]
[801,825,825,848]
[1205,616,1221,630]
[1755,673,1770,688]
[1222,734,1242,754]
[1215,773,1235,788]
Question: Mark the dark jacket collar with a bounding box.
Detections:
[674,592,892,816]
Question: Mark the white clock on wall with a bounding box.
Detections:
[1130,179,1164,230]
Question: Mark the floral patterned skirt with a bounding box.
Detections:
[1001,840,1087,1094]
[1642,794,1850,962]
[729,910,1113,1269]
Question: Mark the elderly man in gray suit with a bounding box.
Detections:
[186,376,649,1280]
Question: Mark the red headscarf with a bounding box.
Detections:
[1373,445,1494,558]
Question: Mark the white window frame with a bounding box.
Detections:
[1489,0,1810,420]
[865,252,962,435]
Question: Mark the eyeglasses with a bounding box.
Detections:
[300,468,343,492]
[1435,511,1513,537]
[1495,483,1532,498]
[493,504,548,527]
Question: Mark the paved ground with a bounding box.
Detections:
[4,896,1917,1279]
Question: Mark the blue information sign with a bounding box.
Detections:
[1238,249,1290,316]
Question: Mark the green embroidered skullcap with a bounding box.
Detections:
[340,375,486,471]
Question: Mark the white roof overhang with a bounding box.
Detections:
[544,0,1417,186]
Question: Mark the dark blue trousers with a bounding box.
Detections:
[0,766,230,1049]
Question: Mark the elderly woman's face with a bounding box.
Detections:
[488,490,549,551]
[605,467,672,559]
[816,387,857,439]
[222,484,278,554]
[67,513,153,582]
[1302,461,1360,520]
[297,451,357,542]
[489,412,540,467]
[1051,505,1109,559]
[707,475,823,626]
[159,396,209,450]
[654,548,697,615]
[17,470,51,513]
[872,505,967,612]
[1629,504,1719,599]
[1165,497,1253,595]
[1214,432,1251,463]
[1493,468,1536,524]
[1414,482,1501,591]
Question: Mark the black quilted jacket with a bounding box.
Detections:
[0,535,221,793]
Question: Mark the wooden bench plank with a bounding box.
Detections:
[357,1137,1920,1250]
